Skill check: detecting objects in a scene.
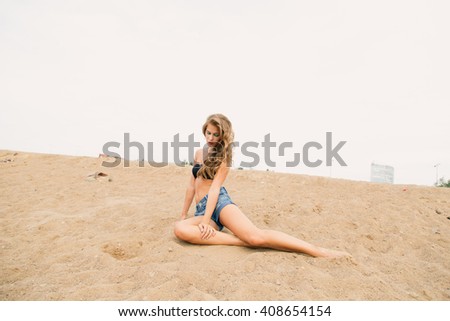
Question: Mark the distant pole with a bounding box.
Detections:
[434,163,440,186]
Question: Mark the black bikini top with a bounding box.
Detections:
[192,163,202,178]
[192,163,214,180]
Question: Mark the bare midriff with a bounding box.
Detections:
[194,176,213,204]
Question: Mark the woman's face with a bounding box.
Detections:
[205,124,221,147]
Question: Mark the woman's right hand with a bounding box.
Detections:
[198,222,216,239]
[180,213,186,220]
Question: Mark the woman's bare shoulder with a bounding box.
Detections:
[194,148,203,164]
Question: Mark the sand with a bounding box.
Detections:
[1,150,449,300]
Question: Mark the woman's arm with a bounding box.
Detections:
[180,175,195,220]
[180,149,202,220]
[199,162,230,237]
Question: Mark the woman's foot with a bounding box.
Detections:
[316,247,351,258]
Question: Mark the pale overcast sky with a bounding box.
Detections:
[1,1,449,186]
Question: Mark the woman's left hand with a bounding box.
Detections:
[198,222,216,240]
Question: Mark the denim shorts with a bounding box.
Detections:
[194,186,235,231]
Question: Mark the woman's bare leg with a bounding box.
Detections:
[219,205,350,258]
[174,216,248,246]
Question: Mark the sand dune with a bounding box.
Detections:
[1,150,449,300]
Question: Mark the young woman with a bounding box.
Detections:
[173,114,350,258]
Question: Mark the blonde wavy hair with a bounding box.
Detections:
[197,114,234,180]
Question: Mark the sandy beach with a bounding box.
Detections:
[1,150,449,300]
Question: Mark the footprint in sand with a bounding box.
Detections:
[312,204,323,214]
[101,241,143,261]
